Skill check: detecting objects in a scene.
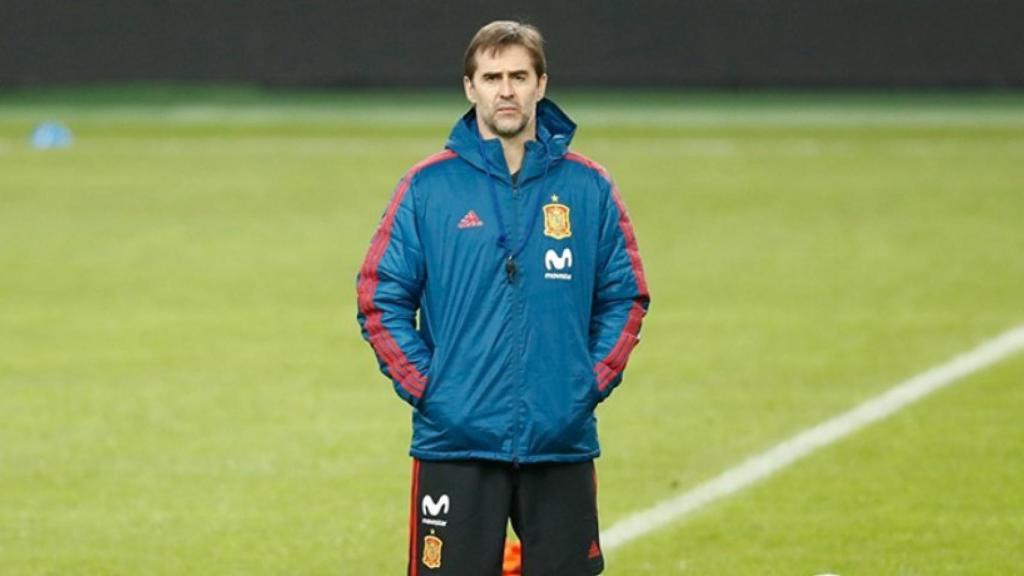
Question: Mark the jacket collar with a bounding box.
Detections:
[445,98,576,184]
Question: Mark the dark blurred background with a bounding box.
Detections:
[2,0,1022,89]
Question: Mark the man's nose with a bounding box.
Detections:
[499,77,514,97]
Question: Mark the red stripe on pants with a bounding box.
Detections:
[409,459,421,576]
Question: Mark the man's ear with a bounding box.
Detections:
[537,73,548,101]
[463,76,476,105]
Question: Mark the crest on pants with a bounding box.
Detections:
[543,195,571,239]
[423,534,443,569]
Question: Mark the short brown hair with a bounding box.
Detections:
[463,21,546,80]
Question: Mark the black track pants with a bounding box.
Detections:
[408,459,604,576]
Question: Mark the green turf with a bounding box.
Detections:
[1,88,1023,574]
[611,356,1024,575]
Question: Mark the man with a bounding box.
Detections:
[357,21,649,575]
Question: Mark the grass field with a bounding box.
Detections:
[2,87,1023,574]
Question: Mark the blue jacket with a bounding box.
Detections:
[357,98,650,463]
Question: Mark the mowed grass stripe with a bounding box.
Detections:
[2,89,1024,127]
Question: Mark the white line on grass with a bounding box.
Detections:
[601,325,1024,552]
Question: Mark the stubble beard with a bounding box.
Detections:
[484,110,530,139]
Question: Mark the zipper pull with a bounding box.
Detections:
[505,255,518,283]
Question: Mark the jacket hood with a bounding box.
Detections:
[445,98,577,182]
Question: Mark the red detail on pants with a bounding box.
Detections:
[502,539,522,575]
[409,459,421,576]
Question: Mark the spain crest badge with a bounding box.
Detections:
[543,195,571,240]
[423,534,443,569]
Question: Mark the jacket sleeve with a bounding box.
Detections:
[356,174,432,406]
[590,173,650,402]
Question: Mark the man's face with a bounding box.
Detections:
[464,45,547,141]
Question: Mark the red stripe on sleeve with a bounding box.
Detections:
[357,150,457,399]
[566,151,649,296]
[596,301,645,390]
[565,152,649,391]
[608,182,649,296]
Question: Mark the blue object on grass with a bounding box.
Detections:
[31,121,74,149]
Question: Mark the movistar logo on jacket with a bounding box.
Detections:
[544,248,573,280]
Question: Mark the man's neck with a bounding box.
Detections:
[477,120,535,176]
[499,136,528,176]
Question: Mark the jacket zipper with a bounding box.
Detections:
[510,178,525,465]
[506,181,521,283]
